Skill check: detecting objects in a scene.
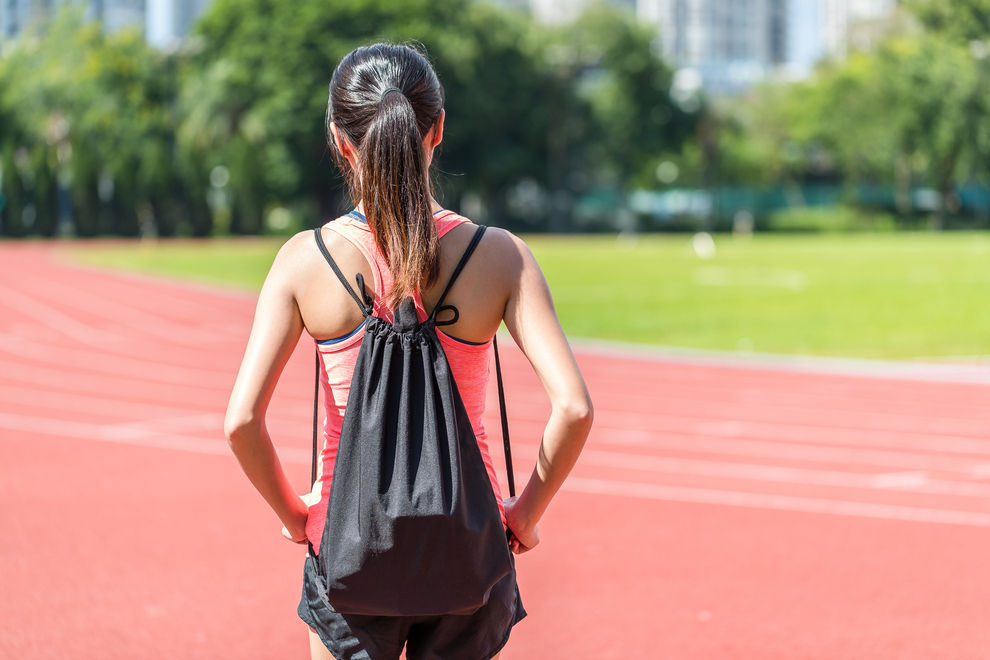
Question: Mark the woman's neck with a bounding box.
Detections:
[355,199,444,216]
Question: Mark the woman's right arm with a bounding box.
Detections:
[498,230,594,553]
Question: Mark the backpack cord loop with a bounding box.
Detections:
[433,304,459,327]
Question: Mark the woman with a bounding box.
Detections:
[224,43,593,660]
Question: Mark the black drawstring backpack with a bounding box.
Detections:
[305,224,517,617]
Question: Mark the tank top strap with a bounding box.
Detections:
[323,215,392,320]
[435,210,471,238]
[414,211,472,321]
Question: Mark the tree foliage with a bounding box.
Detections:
[907,0,990,42]
[0,0,696,236]
[711,1,990,227]
[0,9,208,237]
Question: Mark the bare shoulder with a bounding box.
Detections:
[263,226,350,298]
[279,227,317,255]
[478,225,529,253]
[266,228,318,277]
[452,223,535,273]
[479,226,542,281]
[270,221,358,272]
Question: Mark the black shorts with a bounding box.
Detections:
[297,553,527,660]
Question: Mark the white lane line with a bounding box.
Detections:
[501,420,990,473]
[7,380,985,483]
[567,336,990,386]
[0,384,225,422]
[0,367,313,433]
[684,414,990,454]
[590,427,986,474]
[3,351,983,469]
[101,413,226,438]
[0,287,128,347]
[503,406,990,454]
[0,333,237,386]
[617,415,990,456]
[581,377,989,422]
[0,411,309,464]
[689,417,990,448]
[560,477,990,529]
[971,464,990,480]
[19,279,225,346]
[11,316,988,434]
[5,402,984,490]
[48,248,259,303]
[0,361,244,404]
[503,445,990,498]
[8,401,983,498]
[871,471,929,490]
[4,411,990,529]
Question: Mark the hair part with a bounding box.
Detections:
[327,43,445,309]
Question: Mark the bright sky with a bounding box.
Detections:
[789,0,826,70]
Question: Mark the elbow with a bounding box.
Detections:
[556,395,594,432]
[224,412,261,447]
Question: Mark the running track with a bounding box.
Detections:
[1,239,989,659]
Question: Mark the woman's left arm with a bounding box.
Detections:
[224,235,309,543]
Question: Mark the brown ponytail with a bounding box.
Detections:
[327,44,445,309]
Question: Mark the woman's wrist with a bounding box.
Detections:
[280,495,309,539]
[510,487,543,532]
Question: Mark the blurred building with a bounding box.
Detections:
[2,0,143,38]
[783,0,900,78]
[638,0,789,94]
[2,0,61,38]
[532,0,636,24]
[2,0,23,38]
[99,0,144,33]
[0,0,211,45]
[822,0,898,58]
[146,0,210,48]
[492,0,637,24]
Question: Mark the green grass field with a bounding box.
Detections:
[60,231,990,360]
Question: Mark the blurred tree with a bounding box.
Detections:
[907,0,990,42]
[710,82,804,188]
[0,0,700,236]
[808,37,982,227]
[188,0,549,231]
[0,9,197,237]
[788,51,900,185]
[0,26,59,237]
[0,147,30,237]
[547,3,696,230]
[729,22,985,228]
[428,2,550,229]
[881,35,983,227]
[906,0,990,226]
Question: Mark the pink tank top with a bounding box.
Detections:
[304,210,506,554]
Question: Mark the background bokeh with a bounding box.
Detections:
[5,0,989,239]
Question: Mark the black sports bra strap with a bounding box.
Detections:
[313,227,372,316]
[430,225,487,321]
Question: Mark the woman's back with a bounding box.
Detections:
[297,208,511,553]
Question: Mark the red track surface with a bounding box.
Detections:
[1,240,989,659]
